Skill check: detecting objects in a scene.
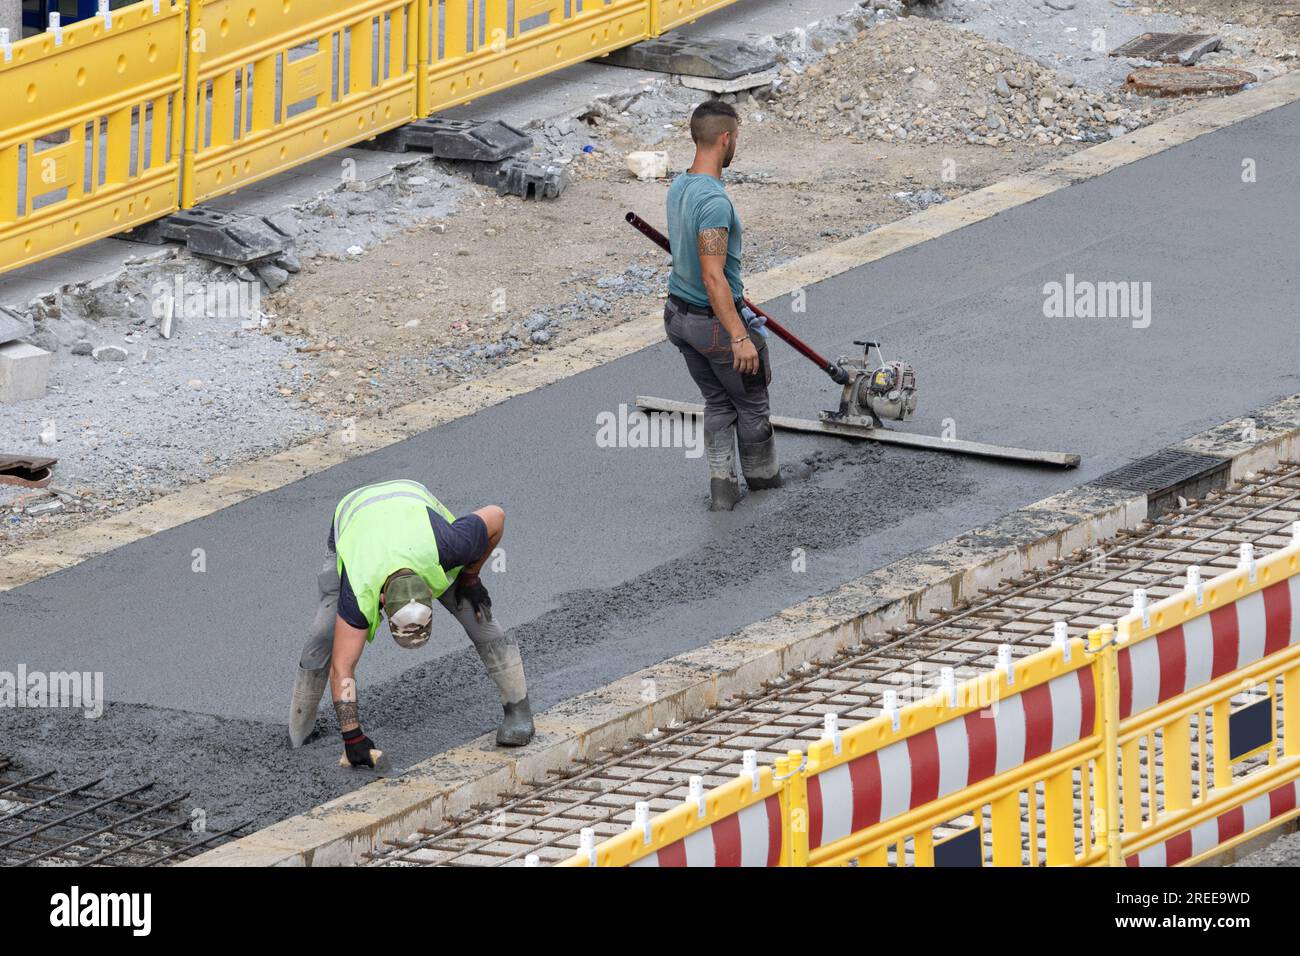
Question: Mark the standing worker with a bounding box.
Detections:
[288,479,534,766]
[665,99,781,511]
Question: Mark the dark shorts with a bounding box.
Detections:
[328,510,489,630]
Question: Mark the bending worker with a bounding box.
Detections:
[288,478,534,765]
[665,99,781,511]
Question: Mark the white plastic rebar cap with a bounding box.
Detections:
[998,644,1014,684]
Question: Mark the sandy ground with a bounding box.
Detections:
[266,129,1074,422]
[1165,0,1300,46]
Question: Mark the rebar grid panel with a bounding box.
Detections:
[0,758,248,867]
[367,464,1300,867]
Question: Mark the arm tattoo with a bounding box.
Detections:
[698,227,729,257]
[334,700,360,732]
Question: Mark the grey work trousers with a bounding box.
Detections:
[664,297,773,444]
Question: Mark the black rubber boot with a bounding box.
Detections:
[739,431,783,491]
[705,427,742,511]
[498,697,535,747]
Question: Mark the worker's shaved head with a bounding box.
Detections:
[689,100,740,168]
[689,100,740,146]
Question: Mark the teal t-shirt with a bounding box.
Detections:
[666,172,743,308]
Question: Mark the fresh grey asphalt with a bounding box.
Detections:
[6,98,1300,828]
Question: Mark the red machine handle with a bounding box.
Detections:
[625,211,850,384]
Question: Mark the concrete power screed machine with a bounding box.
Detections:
[626,211,1078,469]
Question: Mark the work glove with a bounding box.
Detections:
[341,727,379,768]
[455,573,493,622]
[740,305,769,339]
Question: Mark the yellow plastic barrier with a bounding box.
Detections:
[418,0,649,116]
[655,0,744,35]
[181,0,421,206]
[0,0,186,272]
[801,640,1106,867]
[1113,542,1300,866]
[3,0,772,277]
[575,538,1300,867]
[558,752,790,867]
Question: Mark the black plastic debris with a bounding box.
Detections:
[603,34,777,80]
[359,118,533,162]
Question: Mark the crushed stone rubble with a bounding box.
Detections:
[769,16,1196,146]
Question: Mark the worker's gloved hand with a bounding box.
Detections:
[455,573,492,622]
[341,727,378,768]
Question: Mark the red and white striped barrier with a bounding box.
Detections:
[1119,576,1300,719]
[1125,778,1300,866]
[628,794,783,867]
[805,668,1096,850]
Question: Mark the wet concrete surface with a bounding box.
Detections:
[7,100,1300,831]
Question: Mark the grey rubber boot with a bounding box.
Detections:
[440,589,535,746]
[288,664,330,748]
[474,641,535,746]
[739,430,783,490]
[498,696,535,747]
[705,426,742,511]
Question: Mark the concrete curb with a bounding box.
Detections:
[183,392,1300,865]
[6,69,1300,590]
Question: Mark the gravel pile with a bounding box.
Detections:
[770,16,1187,146]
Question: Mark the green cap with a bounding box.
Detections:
[384,571,434,649]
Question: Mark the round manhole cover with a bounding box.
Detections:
[1125,66,1257,96]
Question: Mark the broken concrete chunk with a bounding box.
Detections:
[256,263,290,291]
[0,342,52,403]
[92,345,128,362]
[678,69,780,94]
[71,340,94,356]
[625,151,669,181]
[25,498,65,517]
[0,306,34,346]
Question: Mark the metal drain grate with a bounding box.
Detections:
[1091,448,1229,517]
[1111,32,1221,65]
